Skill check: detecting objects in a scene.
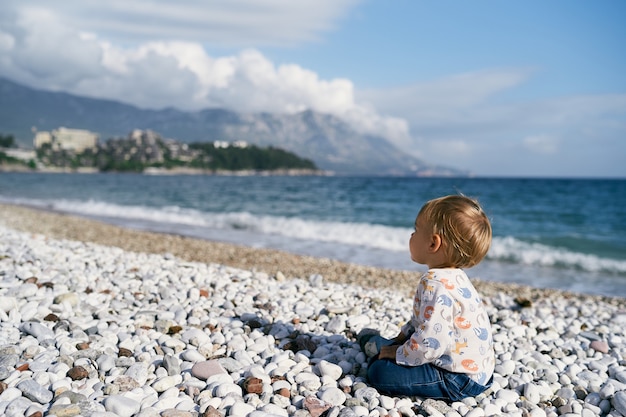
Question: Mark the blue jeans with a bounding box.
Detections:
[365,336,491,401]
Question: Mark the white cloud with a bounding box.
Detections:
[360,69,626,176]
[522,134,559,154]
[0,1,408,144]
[1,0,360,46]
[3,6,104,84]
[431,139,472,155]
[358,69,535,125]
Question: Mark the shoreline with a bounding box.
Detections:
[0,164,333,176]
[1,202,623,305]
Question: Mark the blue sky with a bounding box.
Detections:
[265,1,625,95]
[0,0,624,177]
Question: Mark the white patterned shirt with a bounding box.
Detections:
[396,268,495,385]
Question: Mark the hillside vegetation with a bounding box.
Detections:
[3,131,319,174]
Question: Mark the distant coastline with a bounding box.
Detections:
[1,128,331,176]
[143,167,333,176]
[0,164,333,176]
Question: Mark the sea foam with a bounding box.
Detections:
[4,196,626,276]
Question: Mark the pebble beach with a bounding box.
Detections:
[1,204,625,417]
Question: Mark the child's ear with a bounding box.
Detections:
[430,234,442,253]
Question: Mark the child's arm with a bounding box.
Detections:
[395,283,453,366]
[379,345,401,360]
[377,330,409,361]
[393,331,408,344]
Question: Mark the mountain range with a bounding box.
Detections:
[0,77,464,176]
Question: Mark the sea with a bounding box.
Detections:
[1,172,625,298]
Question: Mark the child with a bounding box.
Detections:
[360,195,495,401]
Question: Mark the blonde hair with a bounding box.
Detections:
[418,195,492,268]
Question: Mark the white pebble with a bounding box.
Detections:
[103,395,141,417]
[231,401,256,416]
[319,387,346,406]
[151,375,182,392]
[316,360,343,381]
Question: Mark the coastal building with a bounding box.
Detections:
[213,140,230,149]
[125,129,164,163]
[34,127,98,152]
[1,148,36,161]
[129,129,159,146]
[165,140,199,162]
[33,131,52,149]
[213,140,249,148]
